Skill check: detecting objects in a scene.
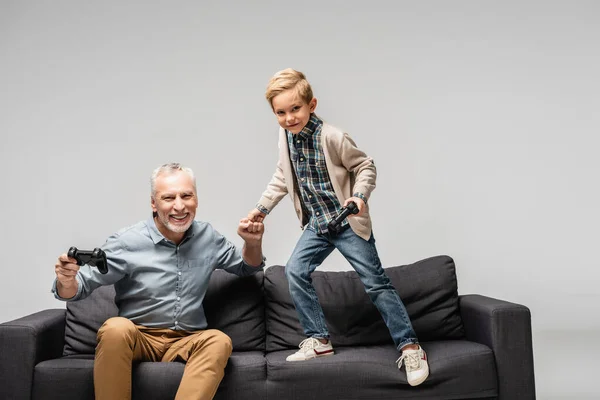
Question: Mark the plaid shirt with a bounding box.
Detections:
[287,115,347,234]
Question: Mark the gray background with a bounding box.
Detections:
[1,1,598,398]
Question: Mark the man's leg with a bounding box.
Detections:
[161,329,233,400]
[286,228,335,339]
[94,317,164,400]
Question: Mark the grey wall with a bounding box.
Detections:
[1,1,598,398]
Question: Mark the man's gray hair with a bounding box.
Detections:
[150,163,196,198]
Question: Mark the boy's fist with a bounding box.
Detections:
[344,197,366,217]
[247,208,266,222]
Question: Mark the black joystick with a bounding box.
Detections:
[327,201,359,234]
[67,246,108,274]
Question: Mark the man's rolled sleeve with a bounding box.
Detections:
[241,255,266,274]
[51,274,84,301]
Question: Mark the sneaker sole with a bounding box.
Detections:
[408,366,429,387]
[286,351,335,362]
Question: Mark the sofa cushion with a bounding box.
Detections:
[64,285,118,356]
[33,356,95,400]
[265,341,496,399]
[264,255,464,351]
[63,270,265,355]
[33,351,267,400]
[203,271,265,351]
[132,352,266,400]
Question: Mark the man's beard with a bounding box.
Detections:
[158,213,193,233]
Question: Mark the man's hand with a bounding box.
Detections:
[238,218,264,243]
[238,218,264,267]
[247,208,267,222]
[55,254,80,298]
[344,197,366,217]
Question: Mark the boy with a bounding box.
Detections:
[247,68,429,386]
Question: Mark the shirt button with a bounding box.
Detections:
[300,158,304,161]
[301,178,305,182]
[175,321,178,325]
[309,195,312,198]
[297,140,300,143]
[316,212,320,216]
[178,271,181,276]
[177,297,181,301]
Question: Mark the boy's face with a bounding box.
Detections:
[271,89,317,134]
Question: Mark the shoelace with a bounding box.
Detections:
[298,337,322,351]
[396,351,421,372]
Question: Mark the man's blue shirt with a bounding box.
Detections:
[52,217,264,331]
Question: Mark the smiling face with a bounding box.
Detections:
[151,170,198,243]
[271,88,317,134]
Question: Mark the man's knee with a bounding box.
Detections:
[202,329,233,359]
[97,317,137,345]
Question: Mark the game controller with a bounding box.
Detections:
[327,201,359,234]
[67,246,108,274]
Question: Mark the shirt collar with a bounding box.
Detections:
[146,216,196,244]
[292,114,321,141]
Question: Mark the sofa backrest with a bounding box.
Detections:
[63,270,265,356]
[264,255,465,351]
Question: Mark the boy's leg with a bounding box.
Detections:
[333,229,417,349]
[94,317,165,400]
[286,228,335,339]
[161,329,233,400]
[333,228,428,385]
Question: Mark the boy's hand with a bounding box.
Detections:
[247,208,267,222]
[344,197,366,217]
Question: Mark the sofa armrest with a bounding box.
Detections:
[459,294,535,400]
[0,309,67,400]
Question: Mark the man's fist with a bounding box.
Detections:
[238,217,264,243]
[55,253,80,289]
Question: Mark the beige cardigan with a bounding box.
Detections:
[258,122,377,241]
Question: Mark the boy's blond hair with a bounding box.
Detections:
[265,68,313,108]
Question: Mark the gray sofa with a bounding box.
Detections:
[0,256,536,399]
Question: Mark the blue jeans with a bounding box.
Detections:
[285,225,418,351]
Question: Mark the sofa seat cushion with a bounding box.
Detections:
[64,270,265,356]
[265,255,464,351]
[33,352,266,400]
[132,351,267,400]
[265,340,497,400]
[33,356,94,400]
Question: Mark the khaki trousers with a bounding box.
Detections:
[94,317,232,400]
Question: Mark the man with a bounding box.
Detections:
[53,163,265,400]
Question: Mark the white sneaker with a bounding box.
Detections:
[286,338,334,362]
[397,346,429,386]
